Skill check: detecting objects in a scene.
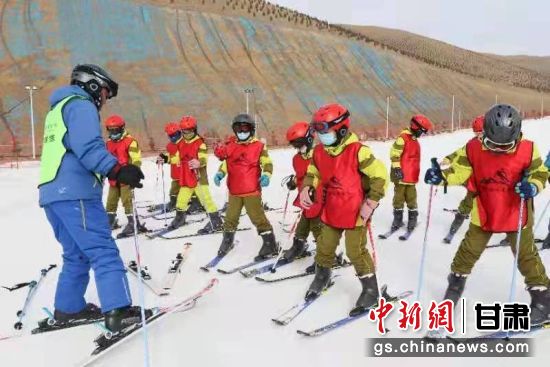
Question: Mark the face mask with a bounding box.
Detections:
[183,131,196,140]
[109,132,123,141]
[236,132,251,141]
[298,145,308,154]
[169,131,182,143]
[318,131,337,146]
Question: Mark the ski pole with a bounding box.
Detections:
[507,197,526,338]
[367,222,377,269]
[534,197,550,234]
[130,190,151,367]
[415,158,439,301]
[160,162,168,227]
[270,212,302,273]
[280,175,294,227]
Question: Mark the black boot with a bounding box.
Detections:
[104,306,153,333]
[305,266,332,301]
[168,210,187,230]
[218,231,235,256]
[443,273,467,305]
[449,212,467,235]
[283,238,308,261]
[120,215,136,237]
[350,274,380,316]
[542,233,550,250]
[256,231,279,260]
[197,212,223,235]
[166,195,177,212]
[407,209,418,232]
[108,213,118,230]
[391,209,404,231]
[136,217,148,233]
[188,195,204,214]
[54,303,102,323]
[528,286,550,326]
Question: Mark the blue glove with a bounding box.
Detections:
[515,181,538,199]
[259,174,270,187]
[213,172,225,187]
[424,168,443,185]
[545,152,550,170]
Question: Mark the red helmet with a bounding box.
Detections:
[410,114,433,132]
[164,122,180,136]
[287,121,314,149]
[105,114,125,128]
[310,103,350,134]
[180,116,197,130]
[472,115,484,133]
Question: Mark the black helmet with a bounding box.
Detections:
[232,113,256,135]
[482,104,522,152]
[70,64,119,109]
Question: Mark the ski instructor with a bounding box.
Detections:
[38,64,150,332]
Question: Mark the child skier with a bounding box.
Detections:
[389,114,432,234]
[541,152,550,249]
[300,103,388,316]
[283,121,323,262]
[104,114,147,236]
[166,116,222,233]
[425,104,550,326]
[158,122,183,212]
[213,113,278,260]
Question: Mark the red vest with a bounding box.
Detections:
[166,141,181,180]
[400,133,420,184]
[466,138,533,232]
[107,135,135,187]
[226,140,264,195]
[178,137,204,188]
[292,153,322,219]
[313,142,364,229]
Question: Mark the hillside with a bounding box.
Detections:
[1,0,549,157]
[493,55,550,77]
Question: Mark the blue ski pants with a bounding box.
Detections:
[44,199,132,313]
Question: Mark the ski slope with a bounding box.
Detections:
[1,118,550,367]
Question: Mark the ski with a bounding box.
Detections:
[200,241,238,272]
[239,250,315,278]
[443,208,460,214]
[217,255,275,275]
[272,278,336,326]
[296,286,413,337]
[125,261,168,297]
[160,227,252,240]
[160,243,192,290]
[13,264,57,330]
[31,307,104,335]
[116,228,151,239]
[487,239,511,249]
[378,228,400,239]
[80,278,218,366]
[399,230,415,241]
[255,260,351,283]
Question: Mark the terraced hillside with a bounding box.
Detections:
[1,0,549,157]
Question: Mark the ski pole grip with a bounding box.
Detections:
[430,158,448,194]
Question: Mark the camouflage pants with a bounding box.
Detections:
[392,183,417,210]
[458,191,475,216]
[223,194,272,234]
[294,215,322,242]
[106,185,133,215]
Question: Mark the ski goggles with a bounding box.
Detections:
[410,118,428,134]
[232,122,253,133]
[290,137,312,149]
[168,130,182,143]
[310,111,350,133]
[482,136,517,153]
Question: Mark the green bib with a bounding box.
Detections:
[38,95,97,186]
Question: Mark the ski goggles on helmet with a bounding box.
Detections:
[310,111,350,133]
[482,136,516,153]
[410,118,428,134]
[107,127,123,139]
[290,137,312,149]
[232,122,253,133]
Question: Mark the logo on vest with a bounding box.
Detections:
[479,169,512,188]
[327,176,343,190]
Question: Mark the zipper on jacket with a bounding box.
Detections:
[80,200,87,231]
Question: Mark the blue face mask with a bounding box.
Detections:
[318,131,337,146]
[236,132,251,141]
[169,131,182,143]
[109,132,123,141]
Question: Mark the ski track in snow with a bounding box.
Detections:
[1,118,550,367]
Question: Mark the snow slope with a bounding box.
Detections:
[1,118,550,367]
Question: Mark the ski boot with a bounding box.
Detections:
[443,272,467,305]
[542,233,550,250]
[283,238,308,262]
[449,212,467,235]
[197,212,223,235]
[305,265,332,301]
[188,195,204,215]
[104,306,153,333]
[349,274,380,316]
[37,303,103,329]
[407,209,418,232]
[168,210,187,230]
[391,209,404,231]
[527,286,550,326]
[256,231,279,261]
[107,213,118,230]
[166,195,177,212]
[218,231,235,256]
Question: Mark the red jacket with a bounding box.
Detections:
[107,135,135,187]
[400,132,421,184]
[226,140,264,196]
[178,137,204,188]
[466,138,533,232]
[292,153,322,219]
[313,142,364,229]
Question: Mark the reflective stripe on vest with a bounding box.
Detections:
[38,95,93,186]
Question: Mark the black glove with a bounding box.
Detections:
[158,153,169,164]
[286,177,297,191]
[391,167,404,181]
[108,164,145,188]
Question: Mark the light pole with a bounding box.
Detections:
[458,110,461,130]
[25,85,39,159]
[495,94,498,104]
[385,96,391,139]
[451,95,455,132]
[542,93,545,118]
[244,88,254,114]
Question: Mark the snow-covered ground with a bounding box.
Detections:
[1,118,550,367]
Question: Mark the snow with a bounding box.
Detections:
[1,118,550,367]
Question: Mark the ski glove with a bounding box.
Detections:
[108,164,145,188]
[157,153,169,165]
[259,174,270,187]
[213,172,225,187]
[515,181,538,199]
[424,167,444,185]
[391,167,404,181]
[545,152,550,170]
